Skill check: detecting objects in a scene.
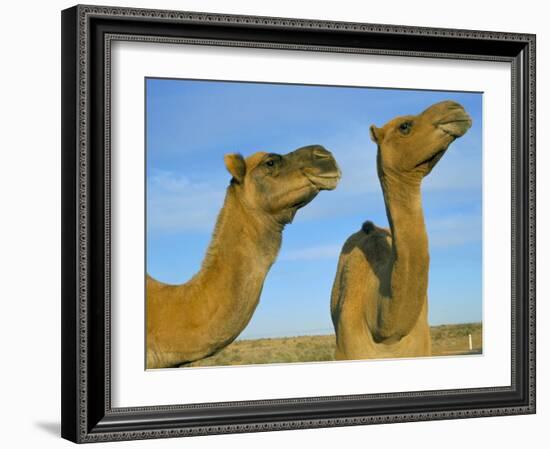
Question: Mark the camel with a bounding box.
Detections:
[330,100,472,360]
[147,145,341,368]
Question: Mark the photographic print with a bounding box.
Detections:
[145,79,482,369]
[62,6,535,441]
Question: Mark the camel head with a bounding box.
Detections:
[370,100,472,181]
[224,145,341,225]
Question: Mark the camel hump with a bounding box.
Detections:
[361,221,391,239]
[361,221,376,235]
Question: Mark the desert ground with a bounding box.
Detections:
[184,322,482,367]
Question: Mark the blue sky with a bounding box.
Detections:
[146,78,483,339]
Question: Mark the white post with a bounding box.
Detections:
[468,334,473,351]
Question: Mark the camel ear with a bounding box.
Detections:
[369,125,382,144]
[224,153,246,183]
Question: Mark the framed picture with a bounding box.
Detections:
[61,4,536,443]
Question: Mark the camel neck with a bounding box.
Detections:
[189,186,283,340]
[382,173,427,252]
[203,186,283,270]
[377,171,429,341]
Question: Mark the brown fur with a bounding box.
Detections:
[147,145,341,368]
[331,101,472,360]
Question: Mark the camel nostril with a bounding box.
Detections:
[446,101,465,111]
[313,148,331,160]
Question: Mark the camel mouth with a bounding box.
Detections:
[303,170,342,191]
[437,116,472,138]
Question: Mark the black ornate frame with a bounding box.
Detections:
[61,4,536,443]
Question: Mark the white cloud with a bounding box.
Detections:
[427,213,482,248]
[278,244,343,262]
[422,131,482,192]
[147,169,225,233]
[280,214,480,263]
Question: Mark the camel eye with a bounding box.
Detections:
[399,121,412,135]
[264,154,282,170]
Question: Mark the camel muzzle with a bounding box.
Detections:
[425,101,473,138]
[437,115,472,138]
[294,145,341,191]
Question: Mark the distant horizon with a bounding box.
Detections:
[233,321,483,341]
[146,78,483,340]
